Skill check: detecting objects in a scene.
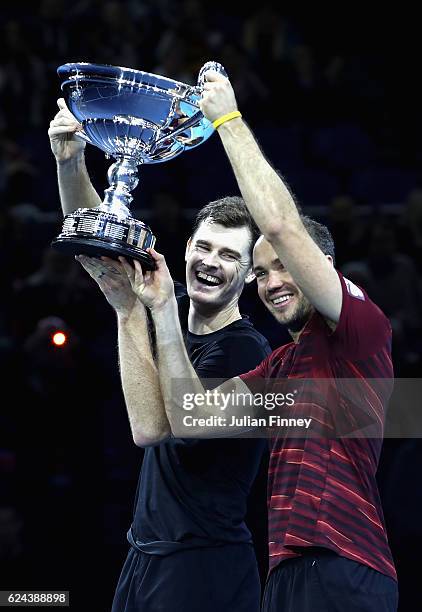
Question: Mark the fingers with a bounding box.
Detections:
[118,256,137,282]
[133,259,146,284]
[100,256,125,274]
[75,255,102,280]
[203,81,227,92]
[118,256,144,282]
[50,114,81,128]
[147,247,165,264]
[48,121,81,140]
[48,126,79,139]
[55,105,77,120]
[204,70,228,83]
[148,248,170,276]
[76,255,118,281]
[52,100,80,126]
[119,257,149,295]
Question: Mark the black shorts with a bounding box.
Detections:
[262,548,398,612]
[111,543,261,612]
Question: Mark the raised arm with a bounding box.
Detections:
[48,98,102,215]
[120,251,255,438]
[77,256,170,447]
[200,72,342,323]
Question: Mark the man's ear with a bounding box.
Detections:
[245,268,256,284]
[326,254,334,267]
[185,237,192,262]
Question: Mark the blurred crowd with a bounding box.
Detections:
[0,2,421,610]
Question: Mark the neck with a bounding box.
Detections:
[287,308,314,343]
[289,328,305,344]
[188,300,242,334]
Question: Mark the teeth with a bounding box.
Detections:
[272,294,293,304]
[197,271,221,285]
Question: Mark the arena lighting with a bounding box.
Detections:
[51,331,67,346]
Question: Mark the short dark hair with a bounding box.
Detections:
[301,214,336,264]
[192,196,260,257]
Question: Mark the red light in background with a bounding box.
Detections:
[52,331,67,346]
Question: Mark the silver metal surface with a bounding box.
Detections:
[51,61,226,267]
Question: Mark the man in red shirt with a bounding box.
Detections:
[119,72,399,610]
[241,238,398,611]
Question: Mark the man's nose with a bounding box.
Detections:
[201,251,219,268]
[266,269,283,292]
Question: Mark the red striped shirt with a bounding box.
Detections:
[240,272,397,580]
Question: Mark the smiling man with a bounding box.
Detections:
[185,200,257,330]
[252,220,335,336]
[107,199,272,612]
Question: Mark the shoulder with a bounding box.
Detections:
[337,271,390,326]
[328,271,391,359]
[240,343,290,383]
[217,319,271,357]
[197,321,271,377]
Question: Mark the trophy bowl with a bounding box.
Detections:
[51,61,225,268]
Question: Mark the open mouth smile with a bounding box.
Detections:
[195,271,223,287]
[270,293,294,308]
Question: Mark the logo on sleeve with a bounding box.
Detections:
[344,277,365,300]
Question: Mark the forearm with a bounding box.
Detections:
[217,116,343,320]
[57,153,102,215]
[117,304,170,446]
[152,299,254,437]
[153,298,207,417]
[217,118,301,238]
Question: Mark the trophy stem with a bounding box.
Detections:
[102,156,141,219]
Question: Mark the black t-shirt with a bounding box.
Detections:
[131,314,271,554]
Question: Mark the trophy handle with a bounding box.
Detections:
[154,110,203,146]
[153,61,227,148]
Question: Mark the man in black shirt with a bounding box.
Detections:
[49,103,270,611]
[81,202,271,612]
[79,200,270,611]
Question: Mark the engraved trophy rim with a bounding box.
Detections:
[57,61,203,105]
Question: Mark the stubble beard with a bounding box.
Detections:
[280,296,313,333]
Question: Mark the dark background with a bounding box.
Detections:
[1,2,421,610]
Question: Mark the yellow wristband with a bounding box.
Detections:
[212,111,242,130]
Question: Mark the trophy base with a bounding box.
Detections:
[51,208,156,270]
[51,236,155,269]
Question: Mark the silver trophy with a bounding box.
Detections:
[51,61,225,269]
